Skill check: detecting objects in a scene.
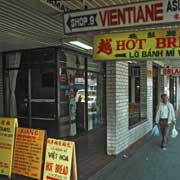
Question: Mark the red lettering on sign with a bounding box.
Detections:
[117,9,126,24]
[1,120,5,125]
[55,164,68,175]
[45,162,54,172]
[154,2,163,21]
[162,68,180,76]
[156,37,180,48]
[6,121,10,126]
[145,5,154,22]
[98,2,164,27]
[138,39,147,49]
[116,39,146,51]
[126,40,136,50]
[109,9,118,26]
[99,11,107,26]
[125,7,135,24]
[97,38,112,55]
[137,6,145,22]
[20,128,39,137]
[47,176,60,180]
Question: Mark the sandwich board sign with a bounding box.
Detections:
[64,0,180,34]
[43,138,77,180]
[13,128,45,179]
[0,118,18,178]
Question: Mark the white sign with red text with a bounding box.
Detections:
[43,138,77,180]
[161,68,180,76]
[64,0,180,34]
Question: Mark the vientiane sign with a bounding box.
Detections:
[93,29,180,61]
[64,0,180,34]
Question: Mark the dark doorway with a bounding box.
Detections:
[169,76,177,109]
[4,49,57,137]
[153,65,159,121]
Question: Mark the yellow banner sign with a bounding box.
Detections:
[0,118,18,178]
[13,128,45,179]
[43,138,77,180]
[93,29,180,60]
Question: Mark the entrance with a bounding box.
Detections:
[4,49,57,136]
[4,48,106,138]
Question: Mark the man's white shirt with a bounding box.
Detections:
[160,104,169,119]
[155,102,176,124]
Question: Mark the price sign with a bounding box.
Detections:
[13,128,45,179]
[0,118,18,178]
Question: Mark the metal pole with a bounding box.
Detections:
[28,69,32,128]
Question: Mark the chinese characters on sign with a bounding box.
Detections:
[93,29,180,61]
[43,138,77,180]
[64,0,180,34]
[13,128,45,179]
[97,39,112,55]
[0,118,18,178]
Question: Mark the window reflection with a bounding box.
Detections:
[129,63,141,127]
[59,51,105,137]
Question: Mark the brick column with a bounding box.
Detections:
[106,61,153,155]
[106,62,129,155]
[159,72,166,98]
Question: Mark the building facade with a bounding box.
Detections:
[0,1,180,158]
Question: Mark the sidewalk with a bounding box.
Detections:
[90,119,180,180]
[1,120,180,180]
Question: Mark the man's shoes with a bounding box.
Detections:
[161,146,167,150]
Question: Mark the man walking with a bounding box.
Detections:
[155,94,176,150]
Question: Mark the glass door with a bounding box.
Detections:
[59,67,86,137]
[87,72,104,130]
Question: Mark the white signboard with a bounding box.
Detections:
[64,0,180,34]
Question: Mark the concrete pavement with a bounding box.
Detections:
[90,120,180,180]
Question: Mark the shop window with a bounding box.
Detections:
[88,58,105,129]
[87,72,104,130]
[128,63,142,128]
[58,50,106,137]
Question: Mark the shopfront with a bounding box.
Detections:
[3,47,106,138]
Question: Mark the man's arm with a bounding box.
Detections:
[171,104,176,124]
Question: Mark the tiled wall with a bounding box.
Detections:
[106,61,153,155]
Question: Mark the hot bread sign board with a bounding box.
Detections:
[64,0,180,34]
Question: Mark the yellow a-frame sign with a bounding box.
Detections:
[0,117,18,178]
[43,138,78,180]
